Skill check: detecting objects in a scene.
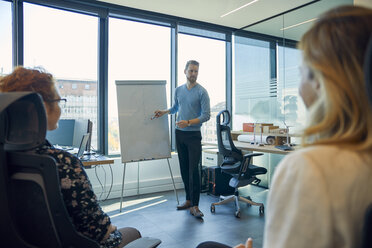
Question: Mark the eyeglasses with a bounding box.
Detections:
[46,98,67,107]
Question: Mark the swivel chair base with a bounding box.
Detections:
[210,192,264,218]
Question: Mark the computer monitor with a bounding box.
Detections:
[46,119,75,146]
[72,119,90,147]
[46,119,90,148]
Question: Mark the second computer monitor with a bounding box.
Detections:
[46,119,90,148]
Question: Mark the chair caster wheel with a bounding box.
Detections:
[235,211,241,218]
[259,206,264,215]
[210,205,215,213]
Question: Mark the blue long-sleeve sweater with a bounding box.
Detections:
[169,83,210,131]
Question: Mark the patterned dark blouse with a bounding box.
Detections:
[36,141,122,248]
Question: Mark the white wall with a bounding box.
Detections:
[85,153,183,200]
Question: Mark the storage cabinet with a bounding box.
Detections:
[202,148,223,167]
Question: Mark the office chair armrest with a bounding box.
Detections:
[239,153,264,177]
[243,153,264,162]
[124,237,161,248]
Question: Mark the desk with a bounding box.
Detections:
[231,130,300,138]
[202,141,298,188]
[81,155,115,201]
[203,141,297,155]
[81,155,114,168]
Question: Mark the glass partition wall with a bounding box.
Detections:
[233,0,353,187]
[234,0,353,134]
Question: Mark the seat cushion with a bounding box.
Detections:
[249,164,267,176]
[222,163,267,176]
[221,161,241,174]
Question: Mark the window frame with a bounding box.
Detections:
[7,0,302,156]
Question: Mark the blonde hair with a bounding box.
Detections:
[298,5,372,151]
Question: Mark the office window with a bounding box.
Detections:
[277,45,306,130]
[178,33,226,142]
[0,1,12,75]
[23,3,98,150]
[233,36,279,130]
[108,17,171,155]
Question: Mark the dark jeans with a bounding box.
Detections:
[175,129,202,207]
[196,241,232,248]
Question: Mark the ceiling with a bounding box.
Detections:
[98,0,316,29]
[244,0,353,41]
[97,0,354,40]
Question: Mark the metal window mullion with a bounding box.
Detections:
[226,36,232,129]
[170,24,177,151]
[12,0,23,67]
[98,10,108,155]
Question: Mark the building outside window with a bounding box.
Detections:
[0,1,12,76]
[178,33,226,142]
[23,3,99,149]
[107,17,171,155]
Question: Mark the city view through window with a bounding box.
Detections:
[22,3,99,149]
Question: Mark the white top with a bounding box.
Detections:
[263,145,372,248]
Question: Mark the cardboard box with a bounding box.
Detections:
[242,123,254,132]
[254,123,273,133]
[275,136,290,145]
[269,126,279,131]
[262,123,274,133]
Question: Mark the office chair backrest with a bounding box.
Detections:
[0,92,47,247]
[216,110,242,163]
[0,92,99,248]
[362,204,372,248]
[0,92,46,150]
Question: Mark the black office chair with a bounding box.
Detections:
[0,92,160,248]
[210,110,267,218]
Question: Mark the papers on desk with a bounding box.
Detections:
[237,134,275,145]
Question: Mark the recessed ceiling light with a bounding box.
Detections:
[220,0,259,18]
[280,18,318,31]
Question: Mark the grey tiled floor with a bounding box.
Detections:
[100,185,268,248]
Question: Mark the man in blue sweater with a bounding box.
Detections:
[154,60,210,218]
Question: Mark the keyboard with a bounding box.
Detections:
[80,154,98,161]
[275,145,294,151]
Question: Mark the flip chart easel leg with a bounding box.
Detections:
[119,163,126,212]
[167,158,179,205]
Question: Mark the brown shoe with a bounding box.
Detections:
[177,201,191,210]
[190,206,204,218]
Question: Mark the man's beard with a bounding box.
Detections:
[188,76,197,83]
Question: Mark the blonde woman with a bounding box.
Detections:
[198,5,372,248]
